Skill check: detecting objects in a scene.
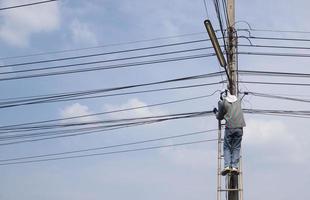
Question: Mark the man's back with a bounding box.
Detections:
[216,98,246,128]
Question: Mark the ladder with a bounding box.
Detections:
[217,120,243,200]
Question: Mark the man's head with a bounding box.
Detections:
[225,91,237,103]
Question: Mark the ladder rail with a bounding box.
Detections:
[217,120,244,200]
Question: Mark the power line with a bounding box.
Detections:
[0,138,218,166]
[0,32,208,61]
[239,44,310,51]
[246,36,310,42]
[239,80,310,87]
[0,111,212,132]
[0,91,220,130]
[245,91,310,103]
[0,39,214,69]
[0,47,213,75]
[0,129,217,163]
[0,112,214,145]
[244,109,310,119]
[5,108,309,146]
[0,72,223,109]
[0,112,213,146]
[203,0,210,18]
[0,53,216,81]
[238,70,310,78]
[238,28,310,35]
[0,0,57,11]
[238,51,310,58]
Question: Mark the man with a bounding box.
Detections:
[214,90,246,176]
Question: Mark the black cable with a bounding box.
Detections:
[1,47,213,75]
[0,39,214,69]
[0,72,223,109]
[238,51,310,58]
[0,129,217,162]
[0,111,212,132]
[0,53,216,81]
[239,80,310,86]
[238,28,310,35]
[0,91,220,131]
[0,138,218,166]
[0,112,214,145]
[239,44,310,51]
[213,0,227,51]
[221,0,229,28]
[247,36,310,42]
[223,0,230,26]
[245,92,310,103]
[0,0,57,11]
[238,70,310,78]
[244,109,310,118]
[203,0,210,18]
[0,32,207,61]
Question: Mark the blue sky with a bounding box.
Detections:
[0,0,310,200]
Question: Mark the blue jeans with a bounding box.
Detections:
[223,128,243,168]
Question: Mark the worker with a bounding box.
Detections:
[213,90,246,176]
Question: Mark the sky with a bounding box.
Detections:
[0,0,310,200]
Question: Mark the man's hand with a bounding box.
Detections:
[213,108,218,114]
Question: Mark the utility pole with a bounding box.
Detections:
[204,1,242,200]
[227,1,240,200]
[227,0,237,95]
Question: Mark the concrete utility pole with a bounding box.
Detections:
[227,1,240,200]
[227,0,237,95]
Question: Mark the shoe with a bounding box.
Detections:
[221,166,231,176]
[231,167,240,175]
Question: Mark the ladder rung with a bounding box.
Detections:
[218,189,242,192]
[217,172,242,175]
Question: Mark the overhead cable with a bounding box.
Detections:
[0,39,215,69]
[0,0,57,11]
[0,138,217,166]
[0,53,216,81]
[0,129,217,163]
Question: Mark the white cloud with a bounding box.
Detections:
[70,19,98,46]
[244,118,289,145]
[60,103,98,123]
[103,98,167,119]
[243,118,306,164]
[0,0,60,47]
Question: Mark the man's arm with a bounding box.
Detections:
[216,100,225,120]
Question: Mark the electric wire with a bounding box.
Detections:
[0,129,217,163]
[0,39,216,69]
[239,80,310,87]
[0,72,224,109]
[239,28,310,35]
[238,51,310,58]
[0,0,57,11]
[1,70,303,110]
[247,36,310,42]
[245,91,310,103]
[0,111,212,132]
[0,32,207,61]
[239,44,310,51]
[0,111,214,145]
[238,70,310,78]
[0,138,218,166]
[0,53,217,81]
[203,0,210,18]
[0,90,220,131]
